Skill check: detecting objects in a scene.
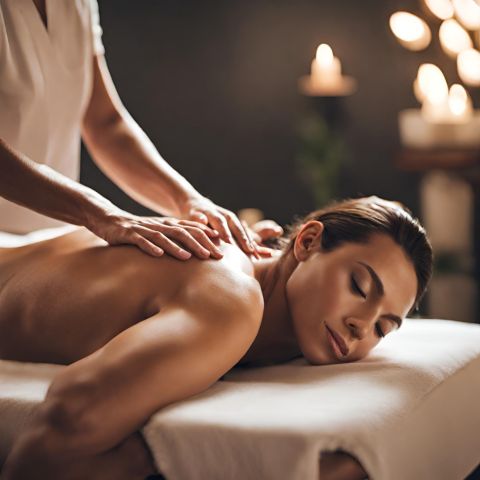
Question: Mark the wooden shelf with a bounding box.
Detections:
[395,149,480,173]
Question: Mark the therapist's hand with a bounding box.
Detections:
[181,196,261,257]
[88,208,223,260]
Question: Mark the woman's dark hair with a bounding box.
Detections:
[281,196,433,308]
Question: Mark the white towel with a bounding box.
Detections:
[142,319,480,480]
[0,226,77,248]
[1,319,480,479]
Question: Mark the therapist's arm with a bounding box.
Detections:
[81,55,260,256]
[0,137,223,259]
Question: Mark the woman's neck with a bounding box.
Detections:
[240,251,302,366]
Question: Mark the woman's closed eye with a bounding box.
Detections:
[351,274,385,338]
[350,274,367,299]
[375,324,385,338]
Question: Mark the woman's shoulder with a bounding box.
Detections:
[174,243,264,325]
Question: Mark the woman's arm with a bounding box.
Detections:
[81,55,259,256]
[2,276,262,479]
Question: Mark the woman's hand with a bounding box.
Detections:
[87,207,224,260]
[250,220,284,244]
[249,220,284,257]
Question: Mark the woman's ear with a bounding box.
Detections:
[292,221,324,262]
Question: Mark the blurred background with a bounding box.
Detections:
[81,0,480,323]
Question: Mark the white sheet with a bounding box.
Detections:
[1,319,479,479]
[142,318,480,480]
[0,225,77,247]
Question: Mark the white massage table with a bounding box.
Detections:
[1,319,480,479]
[1,228,480,479]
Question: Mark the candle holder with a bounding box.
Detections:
[298,75,357,98]
[399,109,480,149]
[400,65,480,149]
[298,43,357,99]
[295,44,357,207]
[298,44,357,127]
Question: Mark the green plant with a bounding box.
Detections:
[296,113,346,208]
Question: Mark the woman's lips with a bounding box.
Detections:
[326,324,349,357]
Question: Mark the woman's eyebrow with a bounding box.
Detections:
[356,261,403,329]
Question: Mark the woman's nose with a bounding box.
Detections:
[346,311,378,339]
[346,318,368,340]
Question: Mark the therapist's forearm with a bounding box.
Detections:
[82,110,202,218]
[0,137,115,228]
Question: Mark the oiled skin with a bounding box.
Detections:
[0,227,255,365]
[0,227,261,480]
[0,228,369,480]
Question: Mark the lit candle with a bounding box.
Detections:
[389,11,431,51]
[311,44,342,89]
[448,84,473,122]
[399,65,480,148]
[421,79,473,124]
[439,19,472,58]
[418,64,451,122]
[457,48,480,86]
[423,0,454,20]
[298,43,356,96]
[452,0,480,30]
[415,65,474,123]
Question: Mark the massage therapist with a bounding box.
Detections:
[0,0,280,259]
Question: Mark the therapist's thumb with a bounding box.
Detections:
[189,211,209,224]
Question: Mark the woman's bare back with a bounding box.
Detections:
[0,227,254,364]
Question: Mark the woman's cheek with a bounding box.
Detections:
[320,270,347,313]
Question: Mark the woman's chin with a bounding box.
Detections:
[300,343,336,365]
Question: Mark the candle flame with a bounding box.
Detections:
[389,12,431,50]
[424,0,454,20]
[457,48,480,85]
[439,19,472,57]
[417,64,449,104]
[316,44,334,66]
[452,0,480,30]
[448,84,470,116]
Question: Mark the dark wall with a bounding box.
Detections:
[81,0,466,226]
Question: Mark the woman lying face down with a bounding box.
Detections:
[0,196,432,480]
[0,195,431,369]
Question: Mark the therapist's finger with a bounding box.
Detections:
[239,220,260,259]
[203,211,234,244]
[188,210,209,225]
[183,227,223,259]
[127,232,165,258]
[175,219,219,238]
[145,217,217,237]
[139,219,220,257]
[254,244,274,257]
[134,227,193,260]
[219,209,257,255]
[156,226,213,259]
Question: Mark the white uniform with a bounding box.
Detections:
[0,0,104,233]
